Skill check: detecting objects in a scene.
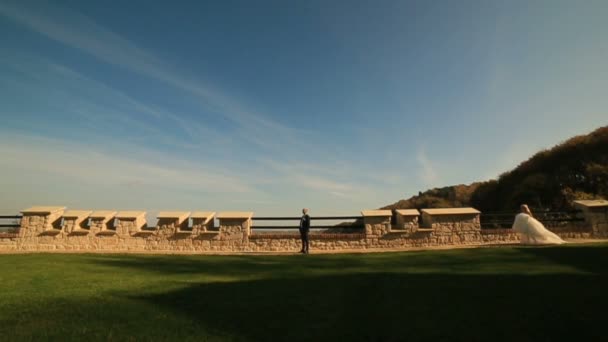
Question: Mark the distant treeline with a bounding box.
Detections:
[383,126,608,212]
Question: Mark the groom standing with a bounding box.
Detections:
[299,208,311,254]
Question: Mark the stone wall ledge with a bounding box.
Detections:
[394,209,420,216]
[191,211,216,223]
[574,200,608,209]
[250,233,366,240]
[116,211,146,220]
[421,208,480,215]
[21,206,66,215]
[68,230,90,235]
[90,211,117,219]
[173,230,194,235]
[217,212,253,219]
[0,233,18,239]
[62,210,92,218]
[386,229,410,234]
[96,231,117,236]
[480,229,514,234]
[40,230,62,236]
[361,210,392,217]
[133,231,155,237]
[157,211,191,224]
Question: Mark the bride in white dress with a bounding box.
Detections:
[512,204,566,245]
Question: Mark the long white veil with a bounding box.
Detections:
[512,213,566,245]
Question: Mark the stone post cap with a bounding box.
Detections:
[394,209,420,216]
[90,211,118,219]
[62,210,92,218]
[217,212,253,220]
[116,211,146,220]
[361,210,392,217]
[157,211,191,224]
[573,200,608,209]
[421,208,480,215]
[21,206,66,214]
[191,211,216,224]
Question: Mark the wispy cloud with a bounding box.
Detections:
[0,0,343,172]
[0,1,296,138]
[262,158,355,192]
[416,146,440,186]
[0,53,232,151]
[0,1,414,212]
[0,133,253,194]
[0,51,378,206]
[328,191,349,198]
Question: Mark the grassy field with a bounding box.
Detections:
[1,244,608,341]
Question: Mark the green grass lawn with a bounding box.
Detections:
[1,244,608,341]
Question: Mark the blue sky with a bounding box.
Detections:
[0,0,607,217]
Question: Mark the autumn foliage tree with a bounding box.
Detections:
[471,126,608,211]
[384,126,608,212]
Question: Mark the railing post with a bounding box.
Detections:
[191,212,216,235]
[157,211,191,236]
[361,210,392,238]
[217,212,253,244]
[573,199,608,238]
[392,209,420,232]
[115,211,147,236]
[62,210,93,234]
[89,211,117,235]
[19,206,66,237]
[420,208,481,244]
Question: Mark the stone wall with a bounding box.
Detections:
[422,209,480,244]
[0,204,606,254]
[249,233,366,252]
[574,200,608,238]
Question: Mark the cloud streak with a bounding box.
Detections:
[0,133,254,194]
[0,1,297,138]
[0,0,342,171]
[417,146,440,186]
[0,1,440,213]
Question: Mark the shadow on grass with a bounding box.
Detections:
[99,246,608,341]
[88,244,608,280]
[4,246,608,341]
[515,243,608,274]
[86,249,525,279]
[0,273,608,341]
[133,272,608,342]
[4,272,607,342]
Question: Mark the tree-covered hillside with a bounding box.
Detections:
[383,126,608,212]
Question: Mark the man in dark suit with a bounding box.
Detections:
[299,208,310,254]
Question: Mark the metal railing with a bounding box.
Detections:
[2,210,586,232]
[480,209,584,229]
[251,216,363,230]
[0,215,21,227]
[0,215,21,234]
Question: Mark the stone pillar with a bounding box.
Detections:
[115,211,146,236]
[420,208,481,245]
[392,209,420,233]
[573,200,608,238]
[62,210,92,235]
[362,210,392,238]
[157,211,191,236]
[191,211,217,235]
[217,212,253,244]
[89,211,117,235]
[19,206,66,237]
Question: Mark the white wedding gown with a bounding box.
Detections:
[512,213,566,245]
